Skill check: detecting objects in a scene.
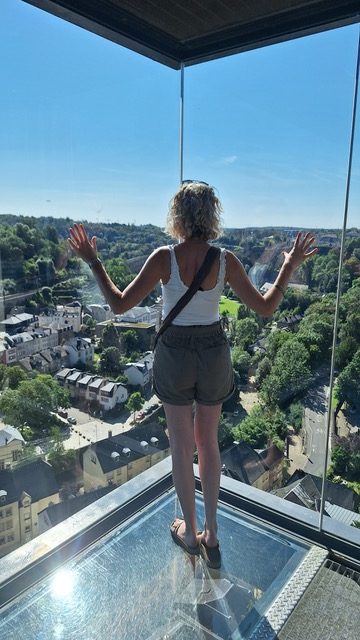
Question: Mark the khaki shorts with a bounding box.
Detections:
[153,322,235,406]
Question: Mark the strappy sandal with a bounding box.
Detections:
[199,540,221,569]
[170,520,200,556]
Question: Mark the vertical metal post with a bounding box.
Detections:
[179,62,185,184]
[319,29,360,531]
[174,62,185,519]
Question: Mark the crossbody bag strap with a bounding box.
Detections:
[154,246,220,348]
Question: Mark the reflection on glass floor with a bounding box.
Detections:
[0,490,312,640]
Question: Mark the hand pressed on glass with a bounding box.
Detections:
[282,231,318,269]
[68,223,98,265]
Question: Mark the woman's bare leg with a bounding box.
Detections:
[163,402,198,547]
[194,403,222,547]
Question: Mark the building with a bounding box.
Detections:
[55,369,128,411]
[83,423,170,492]
[0,328,58,366]
[123,353,154,388]
[85,304,114,323]
[0,459,60,557]
[0,313,35,336]
[96,319,157,350]
[59,336,94,368]
[38,485,115,534]
[115,305,160,326]
[0,426,25,470]
[221,441,284,492]
[38,304,82,335]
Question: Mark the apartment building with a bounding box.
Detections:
[83,423,170,491]
[55,369,128,411]
[0,459,60,557]
[0,426,25,471]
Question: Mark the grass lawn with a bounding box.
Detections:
[219,295,240,317]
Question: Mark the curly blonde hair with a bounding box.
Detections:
[166,182,223,241]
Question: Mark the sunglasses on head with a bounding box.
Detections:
[182,179,209,186]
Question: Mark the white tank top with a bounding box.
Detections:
[161,245,226,325]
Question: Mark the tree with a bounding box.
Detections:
[232,405,287,449]
[0,365,27,390]
[218,416,234,450]
[0,375,70,434]
[104,258,133,291]
[260,339,311,407]
[99,346,123,377]
[337,349,360,411]
[233,317,259,351]
[126,392,143,422]
[101,322,121,350]
[232,347,251,383]
[287,402,304,434]
[255,356,271,387]
[335,337,358,371]
[121,330,141,355]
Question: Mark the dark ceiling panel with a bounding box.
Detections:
[22,0,360,69]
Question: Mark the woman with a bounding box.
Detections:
[68,181,317,569]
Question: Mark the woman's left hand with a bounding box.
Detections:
[68,223,97,264]
[283,232,318,270]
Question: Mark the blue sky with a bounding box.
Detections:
[1,0,359,229]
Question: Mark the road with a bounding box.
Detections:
[302,383,330,477]
[63,395,161,451]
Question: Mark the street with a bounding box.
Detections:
[63,395,161,451]
[302,383,330,477]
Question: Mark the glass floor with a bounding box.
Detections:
[0,490,321,640]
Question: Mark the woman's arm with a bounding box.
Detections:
[226,232,317,317]
[68,223,165,314]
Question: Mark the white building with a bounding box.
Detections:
[60,336,94,368]
[38,304,82,334]
[0,329,58,366]
[115,305,159,325]
[0,425,25,470]
[99,382,128,411]
[86,304,114,323]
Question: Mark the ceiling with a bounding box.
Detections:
[23,1,360,69]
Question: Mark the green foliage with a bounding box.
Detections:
[104,257,134,291]
[0,374,70,435]
[232,317,259,351]
[232,404,287,449]
[260,339,311,407]
[287,402,304,434]
[255,356,271,387]
[218,416,234,450]
[121,330,141,356]
[101,322,121,350]
[232,348,251,383]
[337,349,360,410]
[0,365,27,390]
[335,337,358,370]
[330,434,360,480]
[98,346,123,377]
[126,392,143,421]
[48,448,77,476]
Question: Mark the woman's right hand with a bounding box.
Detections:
[68,223,98,264]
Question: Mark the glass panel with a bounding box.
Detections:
[0,0,177,558]
[0,490,309,640]
[183,24,359,534]
[324,41,360,529]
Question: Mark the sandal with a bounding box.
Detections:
[199,539,221,569]
[170,519,200,556]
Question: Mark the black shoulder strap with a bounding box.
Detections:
[154,246,221,347]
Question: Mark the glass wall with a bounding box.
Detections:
[0,0,178,558]
[0,0,359,564]
[183,25,360,531]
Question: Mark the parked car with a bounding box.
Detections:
[58,409,68,419]
[136,411,145,421]
[67,416,77,425]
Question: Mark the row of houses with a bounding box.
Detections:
[0,421,170,557]
[55,353,154,411]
